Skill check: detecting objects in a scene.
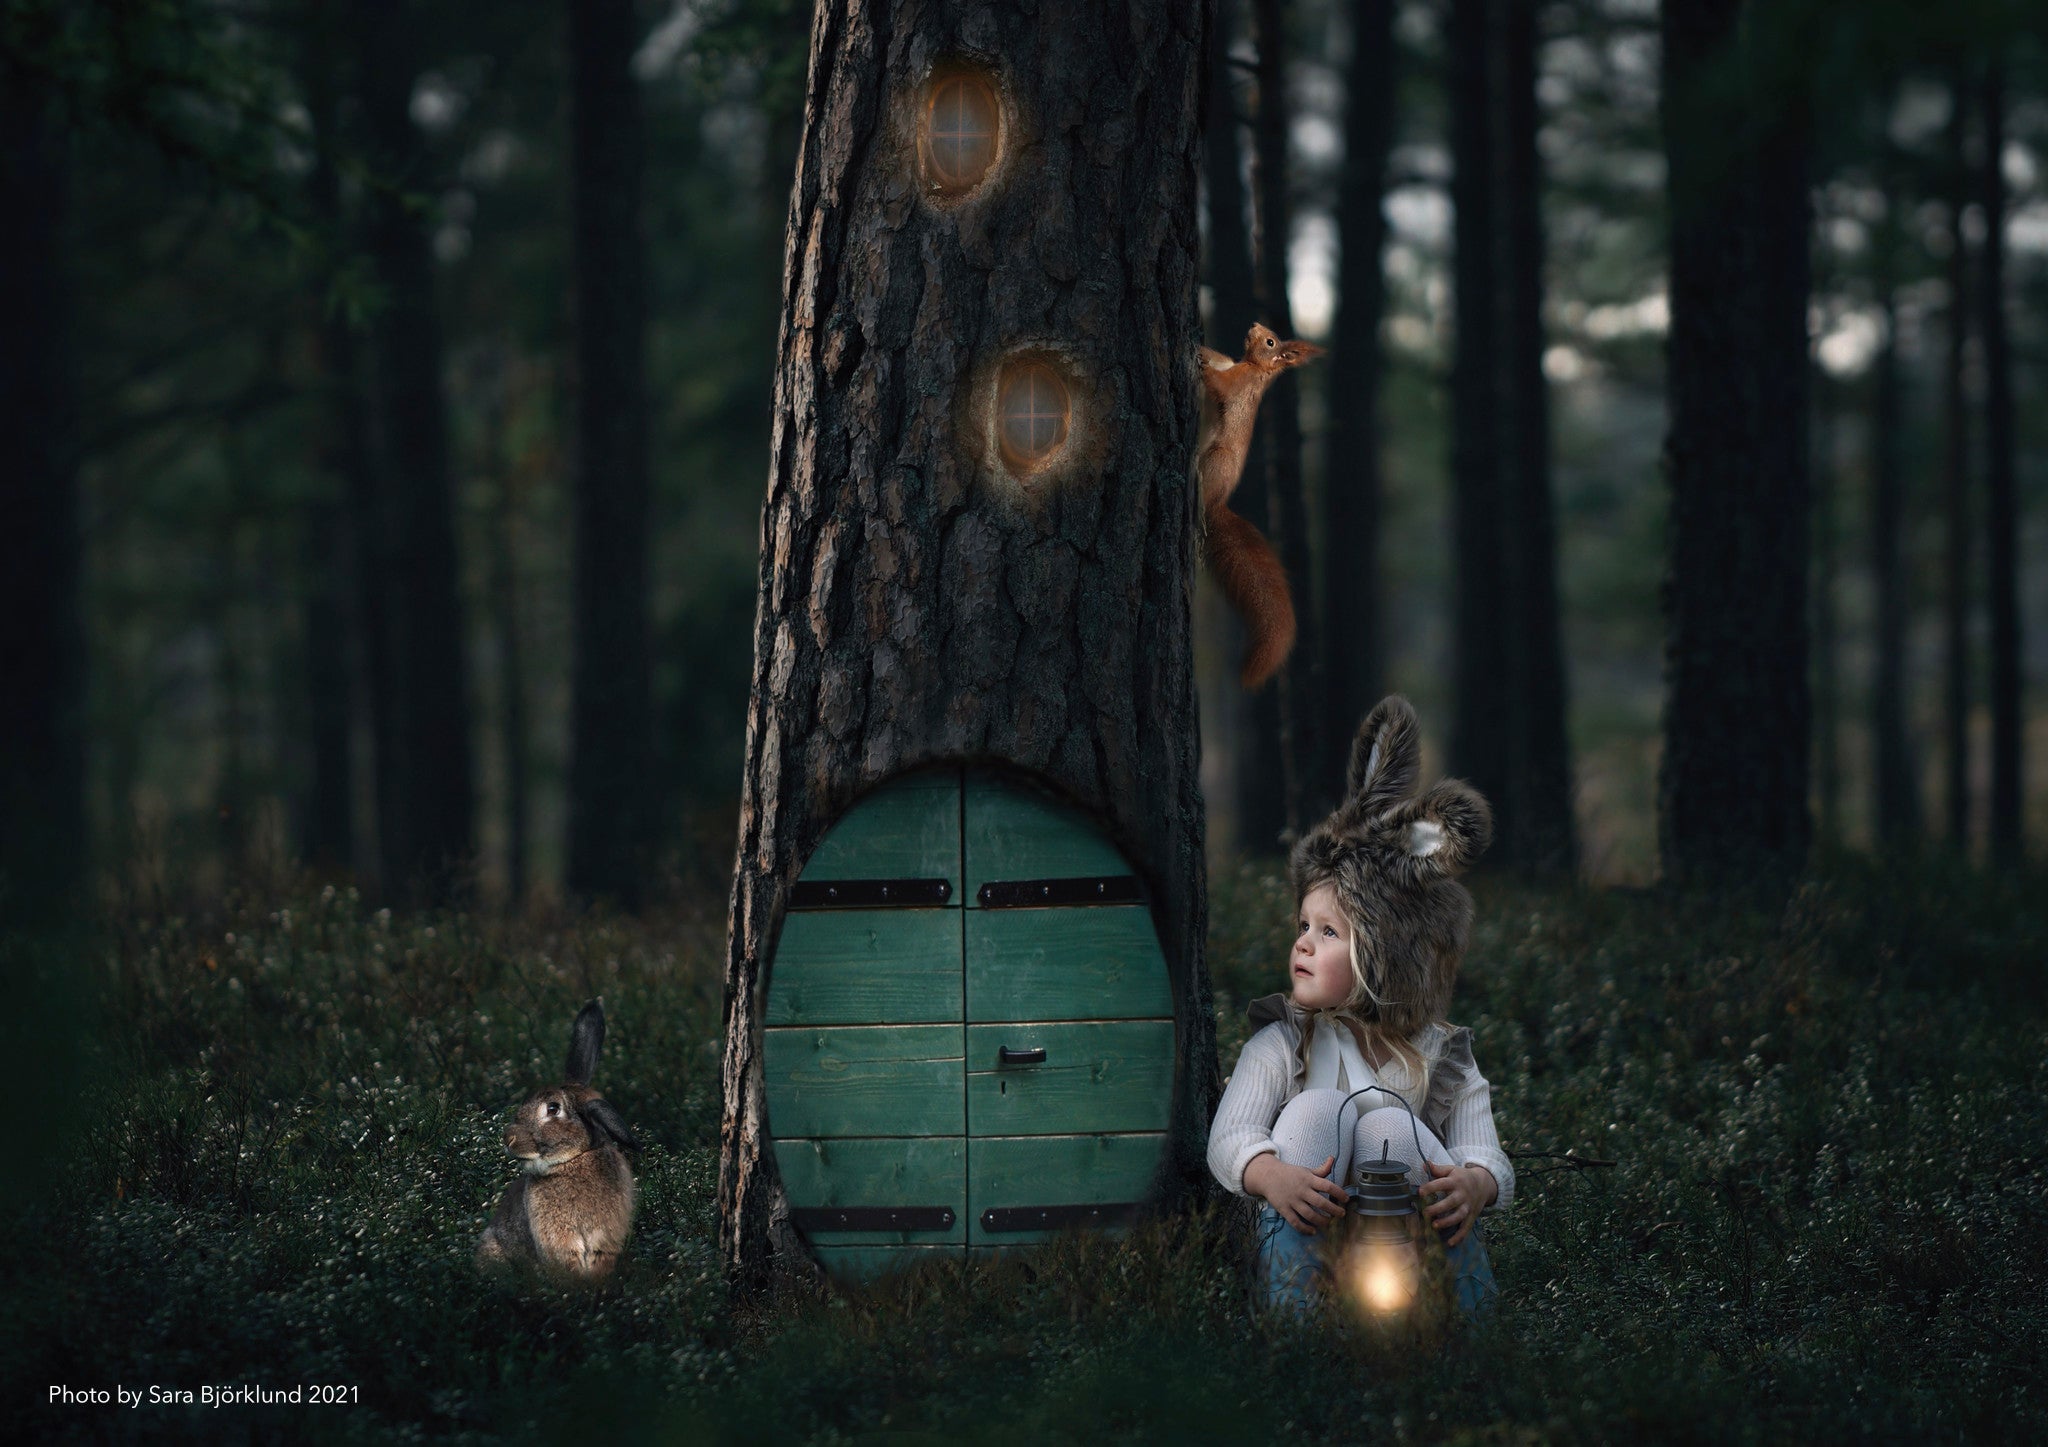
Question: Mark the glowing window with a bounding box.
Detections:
[999,362,1070,472]
[923,72,999,193]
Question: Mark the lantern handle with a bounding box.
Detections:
[1333,1083,1432,1179]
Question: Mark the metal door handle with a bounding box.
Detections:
[998,1046,1047,1066]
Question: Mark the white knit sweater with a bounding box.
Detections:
[1208,1006,1515,1212]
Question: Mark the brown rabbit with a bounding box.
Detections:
[477,999,639,1281]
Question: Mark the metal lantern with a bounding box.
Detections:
[1339,1138,1425,1316]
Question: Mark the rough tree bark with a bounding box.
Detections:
[359,0,475,900]
[1249,0,1321,837]
[566,0,657,907]
[1658,0,1813,882]
[719,0,1216,1293]
[1319,0,1394,813]
[1978,60,2023,868]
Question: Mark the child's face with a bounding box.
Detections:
[1291,883,1355,1011]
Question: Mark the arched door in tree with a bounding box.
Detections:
[764,766,1174,1281]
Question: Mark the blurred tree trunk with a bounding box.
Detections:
[359,0,475,901]
[478,344,530,903]
[1447,0,1511,834]
[1492,0,1575,876]
[566,0,656,907]
[1205,0,1274,852]
[1941,67,1972,850]
[301,0,364,876]
[1205,0,1258,364]
[721,0,1214,1295]
[1250,0,1321,839]
[1812,364,1841,847]
[1869,157,1921,849]
[1657,0,1812,882]
[1978,60,2023,867]
[0,69,84,921]
[1319,0,1394,809]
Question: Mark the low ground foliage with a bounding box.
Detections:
[5,853,2045,1442]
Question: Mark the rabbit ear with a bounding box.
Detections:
[1346,696,1422,818]
[1388,779,1492,880]
[581,1096,639,1152]
[565,999,606,1085]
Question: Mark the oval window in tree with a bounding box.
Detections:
[921,68,1000,194]
[998,359,1070,475]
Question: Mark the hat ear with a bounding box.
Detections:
[1345,696,1422,819]
[1387,779,1492,881]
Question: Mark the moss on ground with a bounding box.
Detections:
[5,854,2045,1443]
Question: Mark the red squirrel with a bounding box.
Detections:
[1197,322,1324,688]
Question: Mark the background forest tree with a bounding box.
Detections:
[5,0,2048,912]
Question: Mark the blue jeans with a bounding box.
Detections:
[1256,1203,1499,1321]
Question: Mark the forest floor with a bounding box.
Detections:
[4,852,2045,1444]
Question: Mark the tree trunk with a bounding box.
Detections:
[1657,0,1812,883]
[1204,0,1272,854]
[359,0,475,901]
[1447,0,1511,831]
[1203,0,1270,854]
[0,68,84,922]
[300,0,362,876]
[1319,0,1394,812]
[566,0,656,907]
[1812,364,1841,848]
[478,343,530,903]
[1978,60,2023,868]
[1940,65,1972,852]
[1204,0,1258,352]
[1869,159,1921,850]
[1492,0,1575,877]
[1249,0,1321,838]
[720,0,1215,1295]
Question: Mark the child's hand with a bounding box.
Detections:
[1417,1160,1496,1248]
[1243,1152,1350,1235]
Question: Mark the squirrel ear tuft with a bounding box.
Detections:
[1346,695,1422,818]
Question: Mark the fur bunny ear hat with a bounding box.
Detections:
[1288,695,1494,1037]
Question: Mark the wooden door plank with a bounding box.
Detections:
[965,907,1170,1022]
[968,1132,1167,1244]
[800,767,961,887]
[963,768,1127,902]
[764,1024,965,1137]
[767,909,964,1026]
[964,1020,1173,1135]
[774,1135,966,1245]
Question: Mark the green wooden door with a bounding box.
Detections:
[764,766,1173,1280]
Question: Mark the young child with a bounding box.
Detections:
[1208,695,1511,1318]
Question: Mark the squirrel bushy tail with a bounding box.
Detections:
[1205,501,1296,689]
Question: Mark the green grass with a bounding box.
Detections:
[6,854,2046,1443]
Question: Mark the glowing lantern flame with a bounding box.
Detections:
[1344,1238,1419,1317]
